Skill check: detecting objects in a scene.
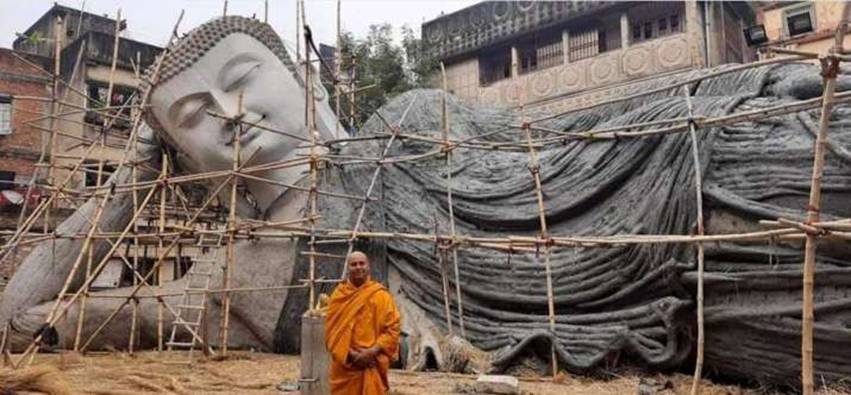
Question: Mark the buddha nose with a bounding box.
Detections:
[210,89,242,119]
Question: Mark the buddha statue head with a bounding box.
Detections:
[145,16,341,174]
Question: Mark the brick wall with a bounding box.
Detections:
[0,48,51,277]
[0,48,51,179]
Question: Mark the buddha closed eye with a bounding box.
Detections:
[167,55,263,129]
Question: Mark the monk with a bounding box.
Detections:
[324,251,401,394]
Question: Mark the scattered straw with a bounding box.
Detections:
[0,365,72,395]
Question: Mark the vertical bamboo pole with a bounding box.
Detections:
[801,8,848,393]
[220,92,244,357]
[305,30,319,309]
[45,15,63,235]
[0,324,8,364]
[157,151,167,283]
[295,0,301,63]
[157,299,164,352]
[72,242,94,351]
[335,0,342,136]
[264,0,268,23]
[128,44,142,356]
[129,160,140,354]
[433,212,453,335]
[73,8,121,353]
[684,86,706,395]
[440,62,466,338]
[156,151,168,354]
[519,88,558,377]
[350,56,357,132]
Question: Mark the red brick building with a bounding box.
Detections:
[0,48,50,211]
[0,48,51,280]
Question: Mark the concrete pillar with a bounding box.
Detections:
[562,30,571,63]
[684,0,707,68]
[300,314,331,395]
[620,12,630,49]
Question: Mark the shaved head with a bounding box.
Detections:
[347,251,370,287]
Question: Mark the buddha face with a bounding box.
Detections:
[150,33,311,171]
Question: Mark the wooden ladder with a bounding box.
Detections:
[166,232,222,361]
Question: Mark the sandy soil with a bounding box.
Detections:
[2,351,849,394]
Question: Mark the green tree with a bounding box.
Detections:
[320,23,435,132]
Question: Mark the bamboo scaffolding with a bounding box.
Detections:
[440,62,465,338]
[5,8,851,387]
[14,34,86,235]
[304,29,320,310]
[129,122,141,354]
[0,92,147,267]
[44,14,64,235]
[73,9,123,352]
[10,10,187,367]
[335,0,342,137]
[518,84,559,377]
[435,214,453,335]
[219,90,243,357]
[341,92,420,278]
[801,7,849,394]
[683,85,707,395]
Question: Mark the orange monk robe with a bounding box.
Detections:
[324,279,401,395]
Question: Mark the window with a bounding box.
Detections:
[670,15,680,33]
[785,5,815,37]
[0,95,11,136]
[569,28,601,61]
[518,30,564,75]
[629,3,685,44]
[0,171,14,191]
[479,47,512,86]
[84,163,116,187]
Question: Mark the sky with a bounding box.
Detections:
[0,0,477,50]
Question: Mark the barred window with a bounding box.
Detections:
[569,29,600,62]
[0,95,11,135]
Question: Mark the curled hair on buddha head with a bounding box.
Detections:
[142,15,298,136]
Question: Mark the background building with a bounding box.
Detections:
[0,4,165,283]
[0,49,52,279]
[751,1,851,58]
[12,4,162,192]
[422,1,756,113]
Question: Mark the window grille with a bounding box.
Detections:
[569,29,600,62]
[0,95,11,136]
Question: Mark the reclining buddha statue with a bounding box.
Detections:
[3,15,851,388]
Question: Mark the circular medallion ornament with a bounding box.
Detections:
[590,55,616,84]
[657,36,688,69]
[623,46,651,76]
[560,66,583,91]
[531,71,555,98]
[517,1,535,13]
[469,7,486,29]
[448,15,463,36]
[426,24,443,44]
[501,82,522,106]
[493,2,510,21]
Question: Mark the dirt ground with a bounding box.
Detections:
[1,350,849,394]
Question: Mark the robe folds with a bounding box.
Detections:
[324,279,401,395]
